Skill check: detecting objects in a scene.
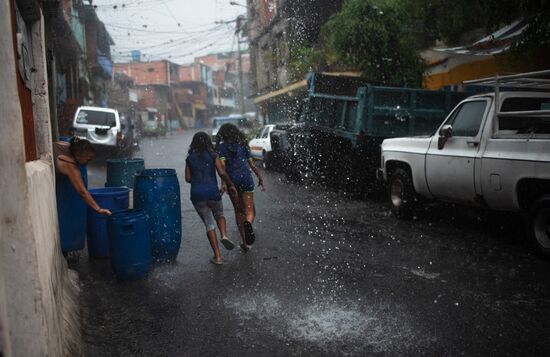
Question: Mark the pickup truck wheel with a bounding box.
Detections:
[389,168,417,219]
[529,196,550,257]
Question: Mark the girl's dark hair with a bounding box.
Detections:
[216,123,248,147]
[189,131,214,154]
[69,137,95,157]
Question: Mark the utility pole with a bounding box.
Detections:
[236,15,245,115]
[166,60,171,132]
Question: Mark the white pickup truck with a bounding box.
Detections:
[378,72,550,256]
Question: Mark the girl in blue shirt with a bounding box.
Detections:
[185,132,237,265]
[216,123,265,251]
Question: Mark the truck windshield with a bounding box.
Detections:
[76,110,116,127]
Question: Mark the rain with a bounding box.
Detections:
[2,0,550,356]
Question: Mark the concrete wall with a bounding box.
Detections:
[0,1,82,356]
[26,161,83,357]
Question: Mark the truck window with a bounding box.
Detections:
[76,110,116,127]
[501,97,550,112]
[498,97,550,138]
[445,101,487,137]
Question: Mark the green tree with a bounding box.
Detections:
[323,0,425,87]
[289,0,549,86]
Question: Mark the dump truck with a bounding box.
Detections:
[270,73,470,193]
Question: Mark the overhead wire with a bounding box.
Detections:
[94,0,243,63]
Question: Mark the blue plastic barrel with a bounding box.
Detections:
[134,169,182,262]
[87,187,131,258]
[108,209,152,280]
[105,158,145,188]
[56,165,88,252]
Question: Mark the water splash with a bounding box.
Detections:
[223,293,427,353]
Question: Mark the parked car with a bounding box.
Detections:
[251,123,294,170]
[73,106,121,149]
[142,119,166,138]
[378,81,550,256]
[211,115,256,142]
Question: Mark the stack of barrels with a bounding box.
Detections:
[59,154,182,281]
[107,164,182,280]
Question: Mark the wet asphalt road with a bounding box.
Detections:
[76,130,550,357]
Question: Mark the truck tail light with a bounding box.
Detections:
[117,132,124,142]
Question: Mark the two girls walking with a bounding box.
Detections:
[185,124,264,265]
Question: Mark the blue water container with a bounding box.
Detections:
[134,169,182,262]
[87,187,131,258]
[56,165,88,252]
[108,210,152,280]
[105,158,145,188]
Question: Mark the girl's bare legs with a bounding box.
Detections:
[229,192,247,244]
[206,229,222,262]
[240,192,255,224]
[215,215,228,238]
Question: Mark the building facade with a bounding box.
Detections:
[246,0,344,123]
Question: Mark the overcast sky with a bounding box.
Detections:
[93,0,247,64]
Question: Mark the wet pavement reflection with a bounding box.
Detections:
[75,130,550,356]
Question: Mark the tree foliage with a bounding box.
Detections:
[323,0,425,87]
[288,0,550,87]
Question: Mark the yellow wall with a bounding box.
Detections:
[423,57,501,90]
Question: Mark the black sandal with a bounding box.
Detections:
[243,221,255,245]
[240,244,251,252]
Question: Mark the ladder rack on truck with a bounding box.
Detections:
[464,69,550,114]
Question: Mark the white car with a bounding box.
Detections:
[249,124,276,167]
[73,106,121,147]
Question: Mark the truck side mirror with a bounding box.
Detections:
[438,125,453,149]
[439,124,453,138]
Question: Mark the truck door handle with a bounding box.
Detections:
[467,140,479,146]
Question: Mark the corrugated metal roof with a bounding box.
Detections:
[434,18,531,56]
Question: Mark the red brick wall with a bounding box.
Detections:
[212,70,225,86]
[195,53,251,74]
[114,61,169,85]
[177,65,193,81]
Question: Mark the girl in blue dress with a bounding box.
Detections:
[216,123,265,251]
[185,132,238,265]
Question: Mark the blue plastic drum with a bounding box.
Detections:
[105,158,145,189]
[56,165,88,252]
[108,209,152,280]
[87,187,131,258]
[134,169,182,262]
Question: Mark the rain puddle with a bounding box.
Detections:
[224,293,424,353]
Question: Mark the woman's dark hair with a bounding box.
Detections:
[189,131,214,154]
[69,137,95,157]
[216,123,248,147]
